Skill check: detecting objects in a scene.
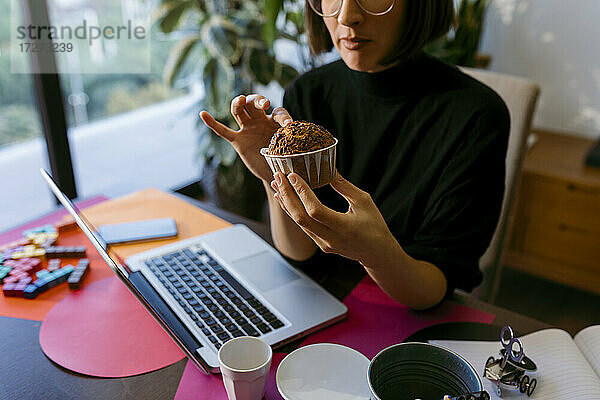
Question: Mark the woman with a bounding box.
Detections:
[200,0,509,310]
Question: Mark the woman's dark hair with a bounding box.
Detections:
[305,0,455,65]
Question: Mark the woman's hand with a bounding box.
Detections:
[270,171,400,268]
[271,170,448,309]
[200,94,293,183]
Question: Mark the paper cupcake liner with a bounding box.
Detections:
[260,139,338,189]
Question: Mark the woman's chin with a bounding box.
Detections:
[339,52,383,73]
[341,58,371,72]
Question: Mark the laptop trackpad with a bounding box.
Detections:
[232,252,300,292]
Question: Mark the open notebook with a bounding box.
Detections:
[430,325,600,399]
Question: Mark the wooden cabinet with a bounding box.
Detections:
[505,130,600,294]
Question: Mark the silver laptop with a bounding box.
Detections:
[41,169,347,373]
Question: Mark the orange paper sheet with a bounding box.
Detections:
[0,188,231,321]
[80,188,231,260]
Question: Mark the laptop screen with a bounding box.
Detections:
[40,168,217,375]
[39,168,129,279]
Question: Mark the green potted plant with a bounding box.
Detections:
[425,0,490,68]
[155,0,306,220]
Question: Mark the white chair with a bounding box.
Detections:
[460,67,540,303]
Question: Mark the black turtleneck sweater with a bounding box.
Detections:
[282,53,510,294]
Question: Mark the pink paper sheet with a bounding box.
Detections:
[174,276,495,398]
[39,276,184,377]
[174,353,287,400]
[300,276,496,358]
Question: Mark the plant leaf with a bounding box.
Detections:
[196,125,214,162]
[212,134,238,167]
[200,15,243,64]
[202,57,235,117]
[158,1,191,33]
[197,126,237,168]
[275,62,299,89]
[262,0,283,48]
[151,1,174,26]
[248,47,275,85]
[163,36,199,86]
[230,1,262,25]
[285,10,304,33]
[425,0,489,66]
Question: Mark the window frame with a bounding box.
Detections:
[23,0,77,201]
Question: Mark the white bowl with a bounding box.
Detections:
[276,343,371,400]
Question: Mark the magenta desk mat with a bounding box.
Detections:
[0,196,108,244]
[174,276,496,399]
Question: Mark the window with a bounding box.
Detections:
[46,0,202,198]
[47,0,202,198]
[1,0,203,231]
[0,0,55,231]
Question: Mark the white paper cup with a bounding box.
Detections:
[260,138,338,189]
[218,336,273,400]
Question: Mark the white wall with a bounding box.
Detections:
[480,0,600,138]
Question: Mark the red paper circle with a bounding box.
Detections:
[40,276,184,377]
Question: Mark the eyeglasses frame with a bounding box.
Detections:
[307,0,396,17]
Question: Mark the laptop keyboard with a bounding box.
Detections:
[144,248,284,350]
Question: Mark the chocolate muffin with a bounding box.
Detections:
[268,121,335,156]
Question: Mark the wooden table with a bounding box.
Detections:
[0,193,550,400]
[506,130,600,294]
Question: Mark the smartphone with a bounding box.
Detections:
[98,218,178,245]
